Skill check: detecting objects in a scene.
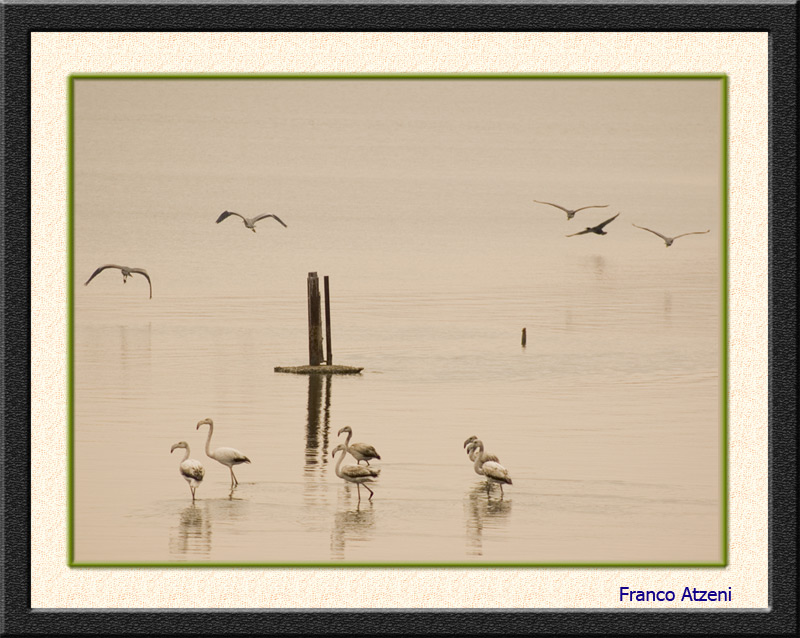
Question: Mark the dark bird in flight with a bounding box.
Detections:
[566,213,620,237]
[215,211,287,233]
[632,224,710,247]
[534,200,609,220]
[84,265,152,298]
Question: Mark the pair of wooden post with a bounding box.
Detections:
[307,272,333,366]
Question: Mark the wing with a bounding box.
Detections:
[351,442,380,459]
[181,460,205,482]
[482,461,511,482]
[216,447,251,464]
[84,264,123,286]
[128,268,152,299]
[596,213,620,230]
[572,204,609,213]
[216,210,245,224]
[534,200,571,214]
[566,229,591,237]
[252,213,288,228]
[672,230,710,240]
[343,464,380,479]
[632,223,668,241]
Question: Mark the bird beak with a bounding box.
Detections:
[170,444,178,453]
[337,428,345,436]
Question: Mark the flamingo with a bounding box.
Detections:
[196,417,250,488]
[170,441,205,501]
[469,441,512,498]
[215,211,287,233]
[566,213,620,237]
[331,443,380,502]
[466,439,500,473]
[535,200,609,220]
[84,264,152,298]
[337,426,381,465]
[632,223,710,247]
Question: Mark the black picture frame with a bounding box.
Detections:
[2,2,796,635]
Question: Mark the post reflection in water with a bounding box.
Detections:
[464,483,512,557]
[304,373,332,470]
[329,498,376,561]
[304,374,333,506]
[169,503,212,560]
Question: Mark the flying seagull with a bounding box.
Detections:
[84,265,152,298]
[215,211,287,233]
[566,213,621,237]
[534,200,609,220]
[632,224,710,247]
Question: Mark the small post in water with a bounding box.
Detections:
[324,275,333,365]
[521,327,527,347]
[307,272,324,366]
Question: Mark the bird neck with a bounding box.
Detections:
[203,424,214,458]
[180,447,190,462]
[334,448,346,478]
[473,443,485,471]
[344,430,353,447]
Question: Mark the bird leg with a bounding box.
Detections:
[191,486,196,501]
[230,467,238,487]
[365,485,374,501]
[356,484,362,502]
[499,485,504,499]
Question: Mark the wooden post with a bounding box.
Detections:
[324,275,333,365]
[521,327,527,347]
[307,272,324,366]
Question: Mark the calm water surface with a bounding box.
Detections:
[73,80,722,564]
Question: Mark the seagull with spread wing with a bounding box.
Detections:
[84,265,152,298]
[534,200,609,220]
[215,210,287,233]
[632,224,710,247]
[566,213,620,237]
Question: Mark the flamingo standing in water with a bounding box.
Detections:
[196,418,250,488]
[170,441,205,501]
[331,443,380,502]
[468,439,512,498]
[337,426,381,465]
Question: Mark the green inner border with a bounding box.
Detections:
[67,73,729,568]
